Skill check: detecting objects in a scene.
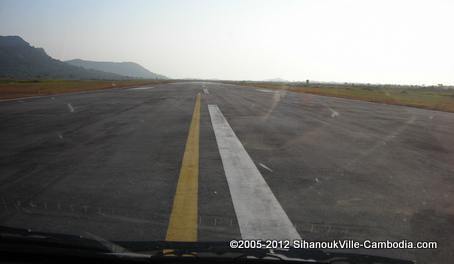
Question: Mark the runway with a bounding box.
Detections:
[1,82,453,263]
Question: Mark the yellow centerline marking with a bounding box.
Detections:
[166,93,201,242]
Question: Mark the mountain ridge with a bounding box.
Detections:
[0,35,131,80]
[65,59,167,79]
[0,36,166,80]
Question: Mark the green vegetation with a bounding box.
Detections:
[223,81,454,113]
[0,79,174,99]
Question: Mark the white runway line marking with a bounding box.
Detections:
[326,106,339,118]
[67,103,75,113]
[203,88,209,94]
[256,88,275,93]
[208,105,301,240]
[131,87,154,90]
[258,162,273,173]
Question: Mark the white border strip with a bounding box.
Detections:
[130,86,154,90]
[208,105,301,240]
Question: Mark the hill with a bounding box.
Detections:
[0,36,129,80]
[65,59,167,79]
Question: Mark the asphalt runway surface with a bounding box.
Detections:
[1,82,453,263]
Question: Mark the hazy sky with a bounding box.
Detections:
[1,0,453,84]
